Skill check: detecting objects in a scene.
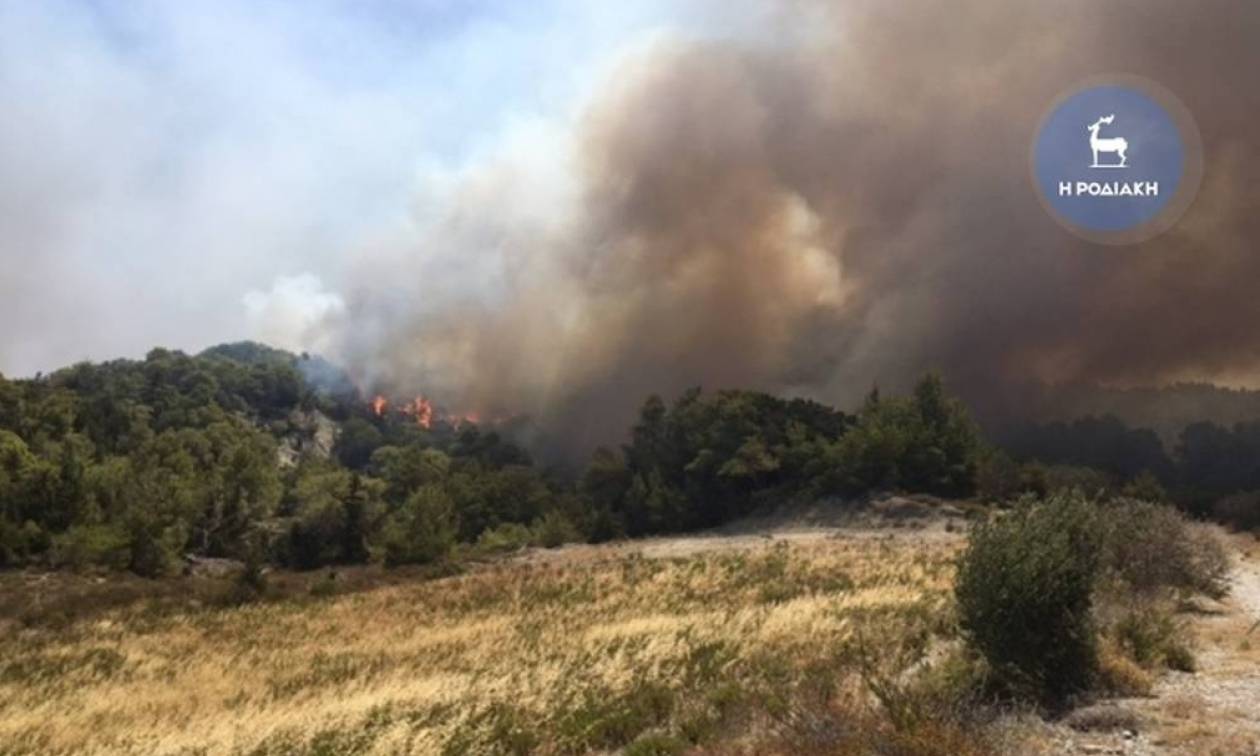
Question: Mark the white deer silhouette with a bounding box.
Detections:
[1088,115,1128,168]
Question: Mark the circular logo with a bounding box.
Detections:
[1031,76,1202,245]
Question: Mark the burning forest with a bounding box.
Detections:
[7,2,1260,754]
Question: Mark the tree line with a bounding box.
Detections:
[0,342,1256,575]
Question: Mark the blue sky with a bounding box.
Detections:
[0,0,766,375]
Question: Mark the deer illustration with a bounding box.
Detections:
[1088,115,1128,168]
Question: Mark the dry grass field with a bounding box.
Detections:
[0,530,988,755]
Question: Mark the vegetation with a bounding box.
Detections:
[956,490,1228,708]
[0,343,1243,753]
[3,341,1257,580]
[956,493,1102,707]
[0,344,994,575]
[0,536,987,755]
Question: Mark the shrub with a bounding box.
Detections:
[127,526,183,577]
[1095,498,1229,598]
[0,519,47,566]
[974,450,1045,503]
[1096,639,1153,696]
[383,485,457,566]
[1109,604,1195,672]
[1042,465,1114,497]
[955,492,1101,707]
[50,524,132,571]
[625,733,689,756]
[224,534,270,605]
[475,522,533,554]
[531,510,581,548]
[1213,491,1260,532]
[287,500,347,569]
[1121,470,1169,503]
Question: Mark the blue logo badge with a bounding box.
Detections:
[1032,77,1201,244]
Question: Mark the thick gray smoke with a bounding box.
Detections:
[329,0,1260,457]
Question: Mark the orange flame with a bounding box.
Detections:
[399,396,434,429]
[414,397,433,429]
[371,395,387,417]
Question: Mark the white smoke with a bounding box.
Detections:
[244,274,345,356]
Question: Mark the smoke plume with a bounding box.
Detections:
[328,0,1260,457]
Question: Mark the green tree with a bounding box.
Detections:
[335,418,385,469]
[384,484,458,565]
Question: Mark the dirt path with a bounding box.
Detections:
[1126,534,1260,755]
[1047,530,1260,755]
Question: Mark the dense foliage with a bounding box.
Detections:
[2,341,1258,577]
[956,491,1228,708]
[997,413,1260,523]
[583,375,982,539]
[956,494,1102,706]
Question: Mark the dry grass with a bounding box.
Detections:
[0,535,981,755]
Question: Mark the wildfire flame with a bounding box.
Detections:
[400,396,434,429]
[368,393,491,430]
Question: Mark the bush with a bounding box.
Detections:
[531,510,581,548]
[625,733,688,756]
[1103,603,1196,673]
[1042,465,1115,497]
[974,450,1045,503]
[127,526,183,577]
[475,522,534,554]
[1096,639,1153,696]
[955,492,1101,707]
[1095,498,1229,598]
[288,500,349,569]
[50,525,132,571]
[1213,491,1260,532]
[383,485,457,566]
[0,519,47,566]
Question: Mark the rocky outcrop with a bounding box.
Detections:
[275,408,339,468]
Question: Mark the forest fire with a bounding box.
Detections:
[399,396,434,429]
[368,394,452,430]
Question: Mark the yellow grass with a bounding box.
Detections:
[0,536,962,755]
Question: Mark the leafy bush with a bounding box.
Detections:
[1110,605,1195,672]
[383,485,457,566]
[531,510,581,548]
[0,519,46,566]
[1095,498,1229,598]
[50,524,132,571]
[126,525,184,577]
[974,450,1046,503]
[1095,639,1154,696]
[1041,465,1115,497]
[955,493,1101,707]
[474,522,534,554]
